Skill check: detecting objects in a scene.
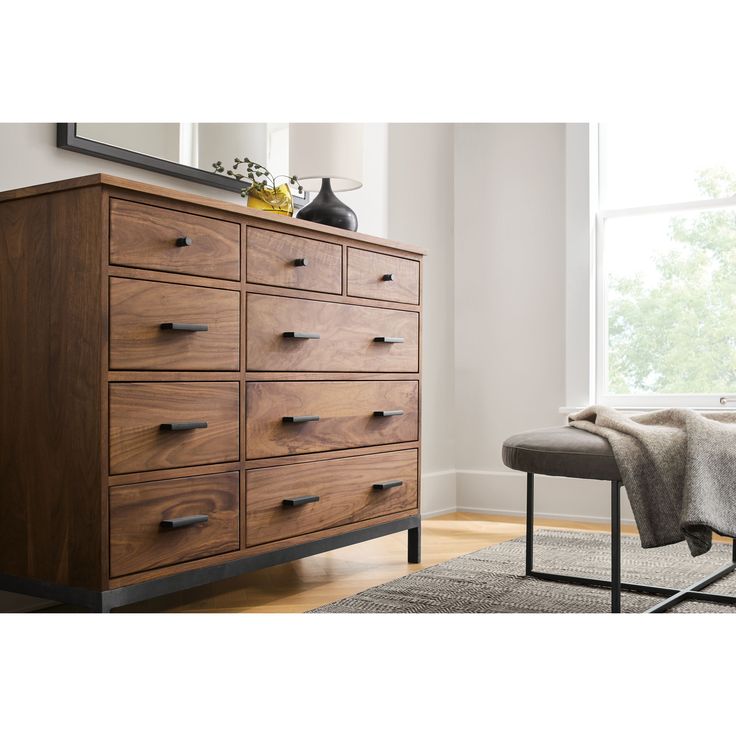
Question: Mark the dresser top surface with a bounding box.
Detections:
[0,173,426,256]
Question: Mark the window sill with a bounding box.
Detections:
[559,405,734,415]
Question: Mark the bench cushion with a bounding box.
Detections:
[502,426,621,481]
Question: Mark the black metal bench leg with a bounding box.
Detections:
[611,480,621,613]
[523,474,736,613]
[526,473,534,575]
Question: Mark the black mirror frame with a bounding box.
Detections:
[56,123,307,206]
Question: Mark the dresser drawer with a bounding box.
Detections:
[110,198,240,281]
[246,450,418,547]
[246,380,418,459]
[247,293,419,372]
[246,226,342,294]
[109,382,240,474]
[109,277,240,371]
[347,247,420,304]
[110,471,240,577]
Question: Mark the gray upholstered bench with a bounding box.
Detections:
[502,426,736,613]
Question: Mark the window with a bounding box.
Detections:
[596,123,736,408]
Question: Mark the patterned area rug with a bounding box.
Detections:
[310,529,736,613]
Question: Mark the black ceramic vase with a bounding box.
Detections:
[296,178,358,231]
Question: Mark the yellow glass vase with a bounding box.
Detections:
[246,183,294,217]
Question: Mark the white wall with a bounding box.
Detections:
[387,124,456,514]
[452,123,634,523]
[341,123,389,238]
[453,123,564,513]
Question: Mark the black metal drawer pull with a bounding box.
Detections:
[373,410,405,417]
[283,331,321,340]
[176,236,192,247]
[293,257,309,267]
[160,420,208,431]
[160,514,208,529]
[382,273,395,281]
[374,336,404,343]
[282,495,320,507]
[373,480,404,491]
[160,322,209,332]
[282,415,320,424]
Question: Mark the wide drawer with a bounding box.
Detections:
[109,382,240,474]
[247,293,419,372]
[110,198,240,281]
[109,277,240,371]
[109,471,240,577]
[246,380,419,458]
[246,449,418,547]
[246,226,342,294]
[347,247,420,304]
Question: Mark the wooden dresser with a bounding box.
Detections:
[0,174,423,612]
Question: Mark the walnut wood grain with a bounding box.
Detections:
[0,174,425,605]
[109,277,240,371]
[108,265,241,292]
[110,198,240,281]
[110,471,239,577]
[243,441,419,470]
[108,461,242,487]
[0,175,427,255]
[0,187,104,588]
[245,281,420,313]
[247,293,419,372]
[246,380,419,458]
[347,247,420,305]
[246,226,342,294]
[108,508,417,588]
[246,450,418,547]
[109,382,239,474]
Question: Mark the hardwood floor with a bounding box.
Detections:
[106,512,640,613]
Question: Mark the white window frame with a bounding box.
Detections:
[594,124,736,410]
[563,123,596,412]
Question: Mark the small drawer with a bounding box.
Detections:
[109,382,239,474]
[109,277,240,371]
[110,471,240,577]
[246,380,419,459]
[246,226,342,294]
[110,198,240,281]
[246,450,418,547]
[247,293,419,373]
[347,247,420,304]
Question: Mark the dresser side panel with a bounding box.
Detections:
[0,187,104,588]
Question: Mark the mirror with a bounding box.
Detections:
[57,123,305,204]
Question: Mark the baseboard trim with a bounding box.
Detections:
[421,506,457,519]
[420,469,457,517]
[456,468,516,477]
[422,469,456,478]
[455,505,636,526]
[455,467,636,525]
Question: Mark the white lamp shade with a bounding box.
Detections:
[289,123,363,192]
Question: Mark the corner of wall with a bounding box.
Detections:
[386,123,458,516]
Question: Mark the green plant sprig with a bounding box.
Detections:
[213,157,304,199]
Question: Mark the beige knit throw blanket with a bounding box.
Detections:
[568,406,736,556]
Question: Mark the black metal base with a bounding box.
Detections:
[408,524,421,564]
[0,515,421,613]
[525,473,736,613]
